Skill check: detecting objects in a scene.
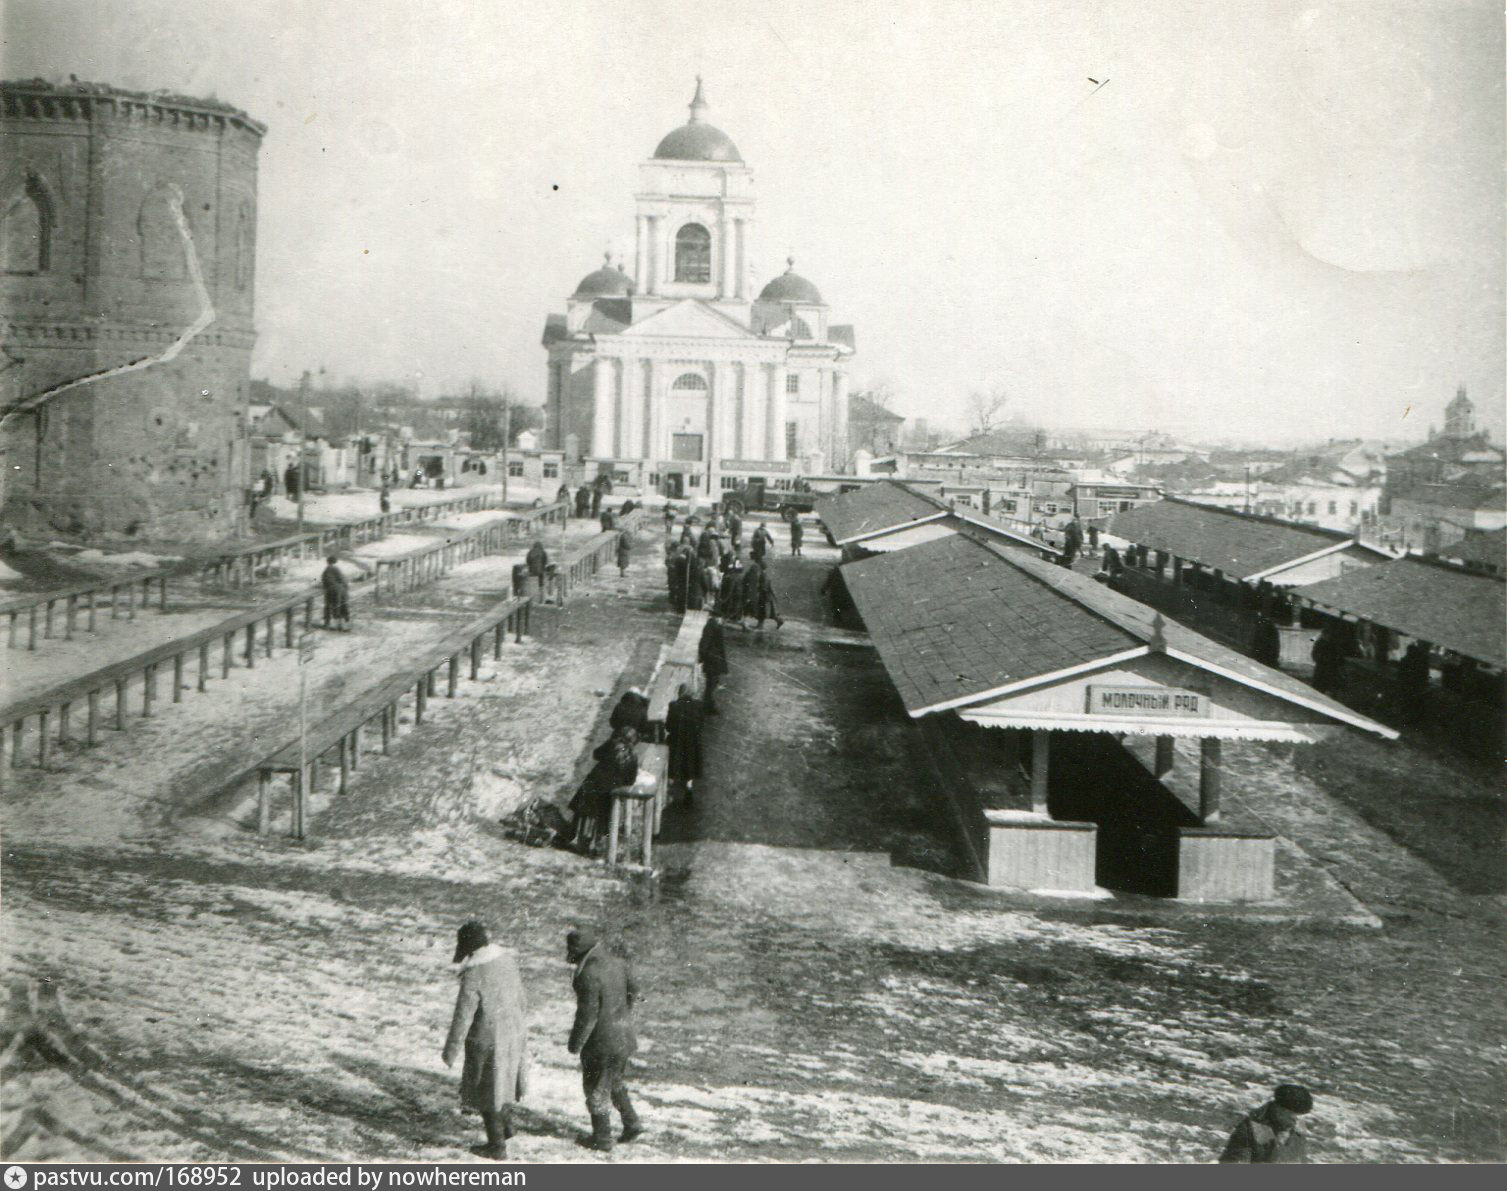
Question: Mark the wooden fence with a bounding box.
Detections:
[1,587,321,792]
[3,570,177,652]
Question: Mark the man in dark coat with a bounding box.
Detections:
[717,558,744,620]
[745,562,783,630]
[1311,625,1346,694]
[1219,1084,1314,1163]
[609,687,649,737]
[666,548,688,613]
[1396,640,1431,720]
[750,523,773,565]
[698,613,729,715]
[615,527,632,576]
[379,482,391,515]
[666,683,703,804]
[789,516,804,556]
[727,510,743,552]
[569,728,639,854]
[683,551,706,611]
[698,526,721,568]
[1061,517,1084,567]
[525,539,549,603]
[557,483,572,509]
[321,555,351,631]
[662,504,676,532]
[566,926,642,1152]
[1250,612,1282,669]
[284,462,301,502]
[575,485,592,518]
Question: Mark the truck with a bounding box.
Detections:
[719,476,820,521]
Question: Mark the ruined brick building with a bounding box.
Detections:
[1,79,264,539]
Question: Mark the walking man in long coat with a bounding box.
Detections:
[666,683,703,805]
[566,926,643,1153]
[698,612,729,715]
[443,921,529,1160]
[321,555,351,631]
[789,516,804,556]
[750,522,773,566]
[525,539,550,603]
[615,527,632,577]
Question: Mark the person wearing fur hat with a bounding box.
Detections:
[1219,1084,1314,1163]
[565,927,642,1153]
[609,688,649,737]
[442,921,530,1160]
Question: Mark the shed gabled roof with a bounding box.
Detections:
[1438,527,1506,574]
[1108,498,1381,580]
[815,482,948,545]
[1298,556,1506,669]
[842,532,1396,738]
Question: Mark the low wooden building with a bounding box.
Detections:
[842,532,1396,902]
[815,479,1062,562]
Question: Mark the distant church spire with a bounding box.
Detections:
[688,76,708,124]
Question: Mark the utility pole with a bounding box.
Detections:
[501,388,512,505]
[297,369,310,535]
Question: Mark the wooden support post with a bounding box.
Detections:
[198,641,210,692]
[351,724,361,768]
[222,634,233,678]
[1030,730,1051,815]
[258,772,271,836]
[292,766,308,840]
[115,679,127,729]
[381,705,393,754]
[159,576,168,611]
[44,600,54,640]
[86,690,100,745]
[1155,735,1175,777]
[1199,737,1222,823]
[285,607,295,646]
[494,622,504,659]
[65,595,77,639]
[606,796,623,868]
[641,799,654,869]
[1172,557,1183,585]
[87,590,97,632]
[7,610,16,648]
[447,655,459,697]
[126,580,136,620]
[265,617,274,658]
[37,711,50,768]
[427,669,437,697]
[58,702,71,743]
[173,653,185,702]
[470,638,481,681]
[28,606,38,650]
[415,677,428,723]
[304,598,313,630]
[111,584,120,619]
[143,663,157,716]
[245,624,256,668]
[338,735,350,794]
[11,721,23,768]
[520,603,528,640]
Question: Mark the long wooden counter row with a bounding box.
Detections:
[253,596,533,838]
[1,586,322,792]
[3,569,176,651]
[201,494,568,588]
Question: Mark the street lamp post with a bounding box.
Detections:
[297,369,310,536]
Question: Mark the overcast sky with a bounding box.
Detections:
[6,0,1503,443]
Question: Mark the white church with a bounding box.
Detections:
[542,81,855,500]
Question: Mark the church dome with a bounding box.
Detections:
[572,254,634,298]
[652,77,743,163]
[758,259,823,304]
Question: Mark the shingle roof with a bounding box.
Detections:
[1107,498,1362,579]
[1299,557,1506,669]
[814,482,947,545]
[843,533,1394,737]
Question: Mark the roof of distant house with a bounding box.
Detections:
[848,395,906,424]
[1390,480,1506,513]
[1107,498,1385,580]
[1299,556,1506,669]
[816,482,946,545]
[841,532,1394,736]
[1438,527,1507,573]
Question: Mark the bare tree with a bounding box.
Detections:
[865,378,898,409]
[967,386,1010,435]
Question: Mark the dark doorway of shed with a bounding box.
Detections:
[1046,734,1197,897]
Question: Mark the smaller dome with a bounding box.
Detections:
[573,254,634,298]
[758,258,823,305]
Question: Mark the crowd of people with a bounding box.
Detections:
[662,510,787,630]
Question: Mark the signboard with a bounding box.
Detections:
[1086,684,1210,717]
[719,460,792,474]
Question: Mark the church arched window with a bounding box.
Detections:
[672,372,708,392]
[139,183,188,280]
[2,175,53,273]
[674,223,711,283]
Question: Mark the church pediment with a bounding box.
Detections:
[618,299,759,341]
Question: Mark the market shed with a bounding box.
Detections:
[1297,555,1506,673]
[815,480,1060,562]
[1108,498,1389,588]
[843,533,1396,901]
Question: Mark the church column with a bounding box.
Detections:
[618,354,638,460]
[635,217,649,294]
[646,217,660,295]
[645,359,663,473]
[713,360,736,487]
[768,362,789,462]
[736,363,754,461]
[592,359,616,461]
[734,219,747,299]
[833,370,851,470]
